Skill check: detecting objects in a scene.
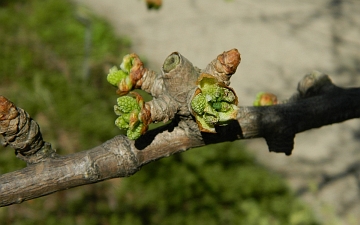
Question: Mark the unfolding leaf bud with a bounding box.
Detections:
[253,92,278,106]
[113,92,151,140]
[190,73,238,133]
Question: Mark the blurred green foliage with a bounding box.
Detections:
[0,0,319,224]
[115,142,320,225]
[0,0,130,160]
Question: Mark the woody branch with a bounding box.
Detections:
[1,50,360,207]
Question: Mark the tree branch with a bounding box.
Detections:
[0,117,204,207]
[237,87,360,155]
[1,54,360,207]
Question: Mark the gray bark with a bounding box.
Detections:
[1,76,360,206]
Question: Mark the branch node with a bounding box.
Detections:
[84,162,100,182]
[17,142,57,165]
[102,135,141,177]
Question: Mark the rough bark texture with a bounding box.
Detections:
[1,50,360,207]
[1,82,359,206]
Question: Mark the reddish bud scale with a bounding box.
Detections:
[0,96,45,157]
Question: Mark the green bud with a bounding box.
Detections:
[204,113,219,124]
[114,105,122,116]
[115,116,129,129]
[220,88,236,103]
[191,93,206,115]
[120,54,134,73]
[253,92,278,106]
[112,92,149,140]
[127,123,143,140]
[204,104,218,117]
[117,96,140,113]
[218,104,238,122]
[195,116,215,133]
[212,101,232,112]
[191,73,239,133]
[107,67,128,86]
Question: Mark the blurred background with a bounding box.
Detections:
[1,0,360,224]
